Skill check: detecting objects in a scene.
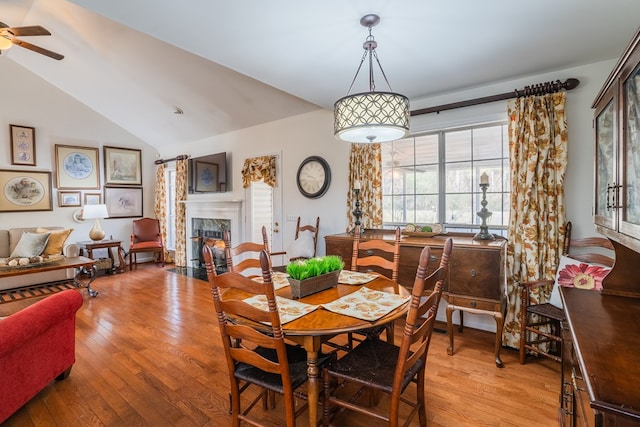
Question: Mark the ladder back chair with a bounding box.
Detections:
[345,225,401,348]
[203,247,315,427]
[322,241,451,427]
[519,221,614,364]
[223,226,270,277]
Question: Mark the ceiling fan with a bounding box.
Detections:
[0,21,64,60]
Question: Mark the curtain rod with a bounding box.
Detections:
[410,78,580,116]
[154,154,189,165]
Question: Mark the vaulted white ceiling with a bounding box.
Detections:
[3,0,640,150]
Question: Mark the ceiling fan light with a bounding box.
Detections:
[334,91,409,143]
[0,36,12,51]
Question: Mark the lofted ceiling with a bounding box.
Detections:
[2,0,640,150]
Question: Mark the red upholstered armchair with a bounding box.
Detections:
[129,217,165,270]
[0,289,83,423]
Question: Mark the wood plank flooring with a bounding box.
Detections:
[2,264,560,426]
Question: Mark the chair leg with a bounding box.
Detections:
[322,367,332,426]
[129,252,133,271]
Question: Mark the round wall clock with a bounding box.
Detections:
[296,156,331,199]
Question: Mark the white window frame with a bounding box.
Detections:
[382,121,509,236]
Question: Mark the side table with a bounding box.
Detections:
[77,240,126,274]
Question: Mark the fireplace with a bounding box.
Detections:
[191,218,229,272]
[183,199,243,270]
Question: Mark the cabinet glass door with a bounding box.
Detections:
[594,99,616,229]
[621,64,640,236]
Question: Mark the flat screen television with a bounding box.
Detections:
[188,152,228,193]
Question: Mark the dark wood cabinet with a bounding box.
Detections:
[325,230,507,366]
[561,27,640,426]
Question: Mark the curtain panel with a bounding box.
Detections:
[174,158,188,267]
[241,155,277,188]
[154,163,173,263]
[346,143,383,231]
[502,92,568,349]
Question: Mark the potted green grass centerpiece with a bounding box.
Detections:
[286,255,344,298]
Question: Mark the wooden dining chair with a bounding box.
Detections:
[202,246,312,427]
[270,217,320,262]
[322,243,448,427]
[346,225,401,348]
[519,221,614,364]
[223,226,270,276]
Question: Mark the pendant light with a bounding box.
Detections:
[334,14,410,143]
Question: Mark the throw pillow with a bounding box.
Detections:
[548,255,611,308]
[286,230,315,260]
[36,228,73,256]
[9,232,51,258]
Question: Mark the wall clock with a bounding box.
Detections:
[296,156,331,199]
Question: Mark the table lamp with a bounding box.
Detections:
[82,204,109,241]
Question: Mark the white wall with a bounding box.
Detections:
[0,59,157,252]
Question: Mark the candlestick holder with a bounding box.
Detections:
[351,188,364,234]
[474,183,495,241]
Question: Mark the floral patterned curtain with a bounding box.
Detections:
[241,155,276,188]
[346,143,383,231]
[174,158,188,267]
[153,163,173,263]
[502,92,568,349]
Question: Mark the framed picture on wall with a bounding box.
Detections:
[83,192,102,205]
[194,161,219,192]
[104,146,142,185]
[55,145,100,189]
[10,124,36,166]
[58,191,81,207]
[0,169,52,212]
[104,186,143,218]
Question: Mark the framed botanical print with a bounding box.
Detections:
[0,169,52,212]
[83,192,102,205]
[55,145,100,190]
[58,191,81,207]
[10,124,36,166]
[104,186,143,218]
[104,146,142,185]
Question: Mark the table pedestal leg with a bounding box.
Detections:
[75,265,98,297]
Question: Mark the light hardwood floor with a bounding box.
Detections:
[3,265,560,426]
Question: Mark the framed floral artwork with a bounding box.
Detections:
[104,146,142,185]
[10,124,36,166]
[55,145,100,190]
[58,191,81,207]
[104,186,143,218]
[0,169,52,212]
[83,192,102,205]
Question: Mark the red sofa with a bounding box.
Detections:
[0,289,83,423]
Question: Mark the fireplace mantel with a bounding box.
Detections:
[182,199,243,268]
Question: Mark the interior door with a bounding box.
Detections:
[245,154,284,265]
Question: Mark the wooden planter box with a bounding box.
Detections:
[288,270,340,299]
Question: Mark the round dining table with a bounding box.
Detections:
[221,273,411,426]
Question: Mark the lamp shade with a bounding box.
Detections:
[82,204,109,219]
[334,91,410,143]
[0,37,12,51]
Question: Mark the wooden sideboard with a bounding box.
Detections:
[325,230,507,367]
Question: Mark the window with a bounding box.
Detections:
[165,167,177,250]
[382,122,509,234]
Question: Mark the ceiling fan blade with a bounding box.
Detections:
[0,25,51,37]
[11,38,64,60]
